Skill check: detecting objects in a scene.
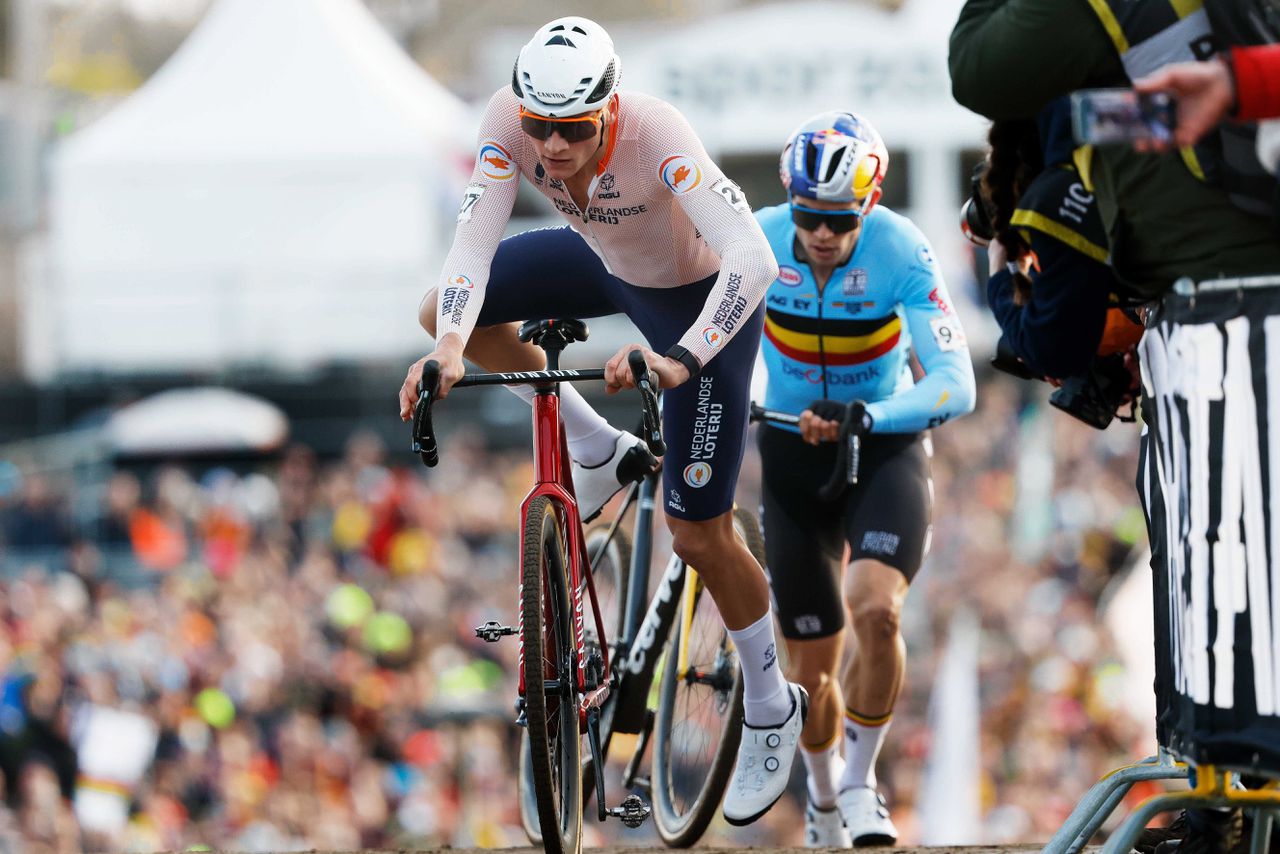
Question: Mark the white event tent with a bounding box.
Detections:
[36,0,470,377]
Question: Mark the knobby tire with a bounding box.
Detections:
[520,496,583,854]
[650,507,762,846]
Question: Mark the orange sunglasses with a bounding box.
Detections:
[518,105,606,143]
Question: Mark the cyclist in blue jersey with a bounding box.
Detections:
[754,111,976,847]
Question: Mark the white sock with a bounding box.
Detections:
[802,741,843,809]
[506,383,618,466]
[727,611,791,727]
[839,709,891,791]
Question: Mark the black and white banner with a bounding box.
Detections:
[1140,285,1280,772]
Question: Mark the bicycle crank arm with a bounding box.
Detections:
[586,707,652,827]
[585,707,609,822]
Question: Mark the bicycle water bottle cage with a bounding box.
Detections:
[517,318,590,353]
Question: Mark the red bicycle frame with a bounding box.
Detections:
[515,387,612,726]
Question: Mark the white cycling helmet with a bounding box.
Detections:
[780,110,889,209]
[512,16,621,118]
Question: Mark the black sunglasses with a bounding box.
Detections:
[518,107,603,144]
[790,203,863,234]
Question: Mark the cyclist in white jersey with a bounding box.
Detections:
[397,16,805,825]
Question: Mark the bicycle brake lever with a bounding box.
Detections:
[847,432,860,486]
[412,360,441,467]
[626,350,666,457]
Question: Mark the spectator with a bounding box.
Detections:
[0,394,1158,848]
[1,475,71,553]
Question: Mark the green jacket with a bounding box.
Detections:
[949,0,1280,299]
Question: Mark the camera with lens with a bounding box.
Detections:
[960,162,996,248]
[981,249,1139,431]
[1048,352,1137,430]
[992,337,1136,430]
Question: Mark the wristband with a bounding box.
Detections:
[664,345,702,379]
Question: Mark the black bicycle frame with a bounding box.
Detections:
[604,469,686,736]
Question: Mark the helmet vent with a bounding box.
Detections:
[545,35,576,47]
[510,60,523,98]
[571,25,587,34]
[823,147,846,183]
[804,142,819,180]
[584,58,617,104]
[550,24,564,31]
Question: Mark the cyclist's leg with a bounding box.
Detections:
[627,281,805,823]
[622,281,792,709]
[621,279,766,611]
[758,423,848,809]
[422,226,623,465]
[836,434,932,795]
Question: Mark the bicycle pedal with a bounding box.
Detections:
[475,620,517,643]
[606,793,650,828]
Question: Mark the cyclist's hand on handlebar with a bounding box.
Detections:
[399,338,465,420]
[799,400,871,446]
[604,344,688,394]
[799,402,842,445]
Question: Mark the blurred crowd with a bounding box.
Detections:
[0,373,1158,852]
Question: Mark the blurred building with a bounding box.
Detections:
[0,0,989,446]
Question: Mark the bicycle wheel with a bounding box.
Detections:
[524,517,633,837]
[519,496,583,854]
[650,507,762,846]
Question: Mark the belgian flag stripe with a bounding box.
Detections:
[765,307,897,337]
[765,313,901,355]
[765,324,901,366]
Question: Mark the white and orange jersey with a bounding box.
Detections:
[434,87,778,369]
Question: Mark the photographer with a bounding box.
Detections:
[950,0,1280,300]
[970,99,1141,409]
[952,1,1280,851]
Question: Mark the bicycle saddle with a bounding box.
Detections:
[518,318,590,350]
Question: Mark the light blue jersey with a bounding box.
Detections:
[755,203,976,432]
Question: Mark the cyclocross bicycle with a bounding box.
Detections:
[412,318,757,851]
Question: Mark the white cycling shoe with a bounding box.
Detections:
[805,799,853,848]
[836,786,898,847]
[571,432,658,522]
[722,683,809,827]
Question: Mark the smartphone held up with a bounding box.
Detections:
[1070,88,1178,146]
